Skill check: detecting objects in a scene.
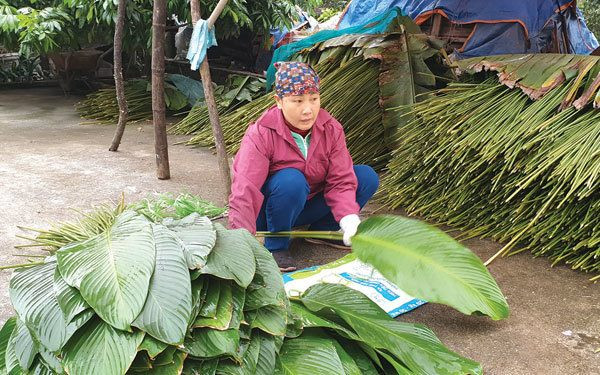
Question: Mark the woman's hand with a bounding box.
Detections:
[340,214,361,246]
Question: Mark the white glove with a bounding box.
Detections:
[339,214,361,246]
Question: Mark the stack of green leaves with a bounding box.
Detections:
[0,195,511,374]
[76,79,153,124]
[379,75,600,279]
[76,74,203,125]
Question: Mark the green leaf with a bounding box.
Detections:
[216,333,261,375]
[197,278,220,318]
[182,358,218,375]
[129,351,153,372]
[163,213,216,270]
[244,238,287,311]
[132,224,192,345]
[64,309,94,344]
[189,277,207,327]
[352,215,509,320]
[62,316,144,375]
[301,284,482,375]
[9,262,69,352]
[146,350,187,374]
[256,332,277,375]
[165,86,190,110]
[249,305,287,336]
[12,318,38,371]
[199,224,256,288]
[275,334,345,375]
[181,329,240,359]
[331,339,362,375]
[166,74,205,106]
[138,334,168,359]
[53,267,89,323]
[57,211,156,331]
[29,356,58,375]
[38,346,63,374]
[339,340,380,375]
[289,302,356,338]
[194,281,233,330]
[5,325,21,375]
[227,284,246,330]
[377,350,412,375]
[0,318,17,373]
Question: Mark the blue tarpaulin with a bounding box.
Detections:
[338,0,599,57]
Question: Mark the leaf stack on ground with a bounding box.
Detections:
[380,54,600,279]
[0,194,510,374]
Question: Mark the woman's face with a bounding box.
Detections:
[275,93,321,131]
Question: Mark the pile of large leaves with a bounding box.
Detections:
[75,74,204,124]
[1,197,509,374]
[381,54,600,278]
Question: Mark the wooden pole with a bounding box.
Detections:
[108,0,128,152]
[151,0,170,179]
[190,0,231,200]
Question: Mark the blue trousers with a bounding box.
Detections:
[256,165,379,252]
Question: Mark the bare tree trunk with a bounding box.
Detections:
[109,0,128,152]
[152,0,170,179]
[190,0,231,200]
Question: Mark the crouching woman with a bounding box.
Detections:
[228,61,379,270]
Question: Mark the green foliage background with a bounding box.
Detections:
[581,0,600,40]
[0,0,323,56]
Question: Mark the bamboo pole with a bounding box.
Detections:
[109,0,128,152]
[190,0,232,201]
[152,0,170,179]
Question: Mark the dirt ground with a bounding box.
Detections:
[1,87,599,374]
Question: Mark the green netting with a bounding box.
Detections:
[266,8,403,89]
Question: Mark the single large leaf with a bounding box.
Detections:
[57,211,156,331]
[301,284,482,375]
[0,318,17,373]
[275,334,345,375]
[163,213,216,270]
[181,328,240,359]
[9,262,69,352]
[133,224,192,345]
[62,316,144,375]
[53,268,88,323]
[352,215,509,320]
[12,318,38,371]
[199,224,255,288]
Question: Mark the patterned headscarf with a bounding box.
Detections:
[273,61,320,98]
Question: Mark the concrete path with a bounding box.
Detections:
[0,88,598,374]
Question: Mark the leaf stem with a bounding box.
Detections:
[255,230,343,240]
